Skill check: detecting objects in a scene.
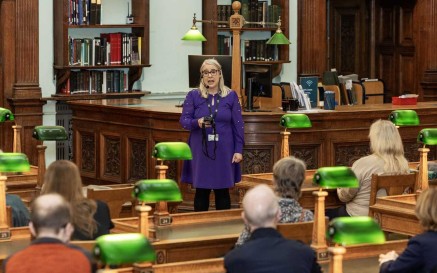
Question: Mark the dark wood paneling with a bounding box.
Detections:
[70,98,437,209]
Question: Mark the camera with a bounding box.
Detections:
[203,116,214,125]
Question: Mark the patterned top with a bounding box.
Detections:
[235,198,314,246]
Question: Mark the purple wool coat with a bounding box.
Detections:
[180,89,244,189]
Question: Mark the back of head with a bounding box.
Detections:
[273,156,306,199]
[42,160,84,202]
[42,160,97,238]
[416,187,437,231]
[369,119,409,173]
[31,193,72,235]
[242,184,279,230]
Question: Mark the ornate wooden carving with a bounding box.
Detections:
[129,139,148,181]
[292,145,319,169]
[242,146,274,174]
[335,143,370,167]
[103,137,121,176]
[81,133,95,172]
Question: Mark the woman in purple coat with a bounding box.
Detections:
[180,58,244,211]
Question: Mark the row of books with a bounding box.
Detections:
[243,39,277,61]
[68,33,141,66]
[68,0,102,25]
[60,70,129,94]
[218,35,232,55]
[217,1,281,28]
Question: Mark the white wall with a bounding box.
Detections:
[39,0,298,163]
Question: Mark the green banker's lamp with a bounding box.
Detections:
[133,179,182,237]
[182,1,290,100]
[417,128,437,191]
[0,153,30,240]
[151,142,191,226]
[326,217,385,273]
[389,110,420,127]
[94,233,155,272]
[279,114,312,158]
[32,126,68,191]
[311,166,359,261]
[0,107,22,154]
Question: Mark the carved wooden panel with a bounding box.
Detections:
[128,138,148,181]
[80,133,95,173]
[102,135,121,179]
[242,146,274,174]
[163,160,178,181]
[291,145,319,169]
[335,143,370,166]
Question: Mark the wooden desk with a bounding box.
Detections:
[69,99,437,210]
[237,170,342,210]
[369,194,421,236]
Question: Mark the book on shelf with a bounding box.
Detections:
[242,39,276,61]
[68,0,101,25]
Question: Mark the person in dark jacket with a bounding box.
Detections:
[379,186,437,273]
[224,184,322,273]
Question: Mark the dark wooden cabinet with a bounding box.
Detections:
[53,0,150,98]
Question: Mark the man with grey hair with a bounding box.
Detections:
[3,193,96,273]
[224,184,321,273]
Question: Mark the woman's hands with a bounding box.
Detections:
[232,153,243,163]
[379,250,398,265]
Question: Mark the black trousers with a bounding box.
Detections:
[325,204,350,220]
[194,188,231,211]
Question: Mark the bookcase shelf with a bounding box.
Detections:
[202,0,289,63]
[43,91,149,101]
[53,0,150,96]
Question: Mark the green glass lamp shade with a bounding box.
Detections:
[0,108,14,122]
[152,142,192,160]
[0,153,30,173]
[313,166,359,189]
[418,128,437,146]
[32,126,68,141]
[94,233,155,265]
[389,110,419,126]
[133,179,182,202]
[181,26,207,41]
[266,31,291,45]
[279,114,312,129]
[326,216,385,246]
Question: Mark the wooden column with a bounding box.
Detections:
[1,0,44,164]
[297,0,327,78]
[280,131,290,158]
[12,124,22,153]
[311,190,329,261]
[154,164,171,226]
[136,205,152,239]
[328,246,346,273]
[0,175,11,240]
[417,147,430,192]
[421,0,437,100]
[36,145,46,192]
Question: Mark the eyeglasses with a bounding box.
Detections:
[201,69,220,77]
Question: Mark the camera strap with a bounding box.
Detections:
[202,93,220,160]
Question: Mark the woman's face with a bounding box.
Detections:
[201,64,221,91]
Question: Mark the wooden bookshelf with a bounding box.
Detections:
[53,0,150,96]
[202,0,289,63]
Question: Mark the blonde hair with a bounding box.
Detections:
[198,58,231,98]
[369,119,409,173]
[272,156,306,200]
[41,160,97,238]
[416,187,437,231]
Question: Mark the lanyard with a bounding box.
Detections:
[206,94,220,120]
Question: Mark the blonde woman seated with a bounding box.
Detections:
[41,160,114,240]
[235,156,313,246]
[326,119,410,219]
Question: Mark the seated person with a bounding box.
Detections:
[41,160,114,240]
[235,156,313,246]
[225,184,321,273]
[2,193,96,273]
[326,119,409,218]
[379,186,437,272]
[6,193,29,227]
